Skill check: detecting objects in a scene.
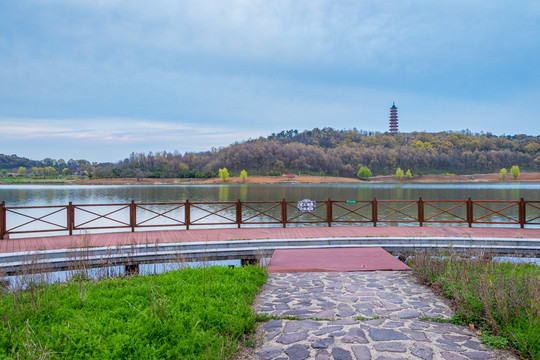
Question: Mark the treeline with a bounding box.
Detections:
[0,155,97,177]
[0,154,38,170]
[3,129,540,179]
[94,129,540,178]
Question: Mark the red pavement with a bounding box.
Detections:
[1,225,540,253]
[267,247,411,273]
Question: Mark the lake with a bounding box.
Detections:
[1,183,539,237]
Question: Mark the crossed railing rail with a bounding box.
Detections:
[0,197,538,239]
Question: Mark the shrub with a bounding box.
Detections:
[409,251,539,359]
[510,165,520,180]
[218,168,229,182]
[240,170,247,182]
[357,166,372,179]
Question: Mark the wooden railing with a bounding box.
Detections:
[0,197,538,239]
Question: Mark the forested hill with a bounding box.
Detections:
[97,129,540,178]
[0,154,38,170]
[3,129,540,178]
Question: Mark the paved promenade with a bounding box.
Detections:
[252,271,517,360]
[2,225,540,253]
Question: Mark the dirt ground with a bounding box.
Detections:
[73,172,540,185]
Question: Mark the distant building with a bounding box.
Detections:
[389,102,398,134]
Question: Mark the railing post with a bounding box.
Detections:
[130,200,136,232]
[281,198,287,228]
[418,197,424,227]
[0,201,5,239]
[519,197,526,228]
[326,198,333,227]
[372,197,378,227]
[68,202,73,235]
[236,199,242,228]
[467,197,473,227]
[185,199,190,230]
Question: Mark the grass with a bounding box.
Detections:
[408,250,540,359]
[0,265,267,359]
[354,315,387,321]
[0,177,71,184]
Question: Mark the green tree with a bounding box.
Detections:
[524,142,540,154]
[272,160,285,174]
[406,169,412,179]
[62,167,69,176]
[510,165,520,180]
[357,166,372,179]
[17,167,27,176]
[219,168,229,182]
[44,166,57,177]
[0,169,7,177]
[534,156,540,170]
[32,167,45,177]
[499,168,507,181]
[396,167,404,179]
[240,169,247,182]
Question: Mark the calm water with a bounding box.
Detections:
[1,183,539,237]
[1,183,539,205]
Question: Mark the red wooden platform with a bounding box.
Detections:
[267,247,411,273]
[1,226,540,254]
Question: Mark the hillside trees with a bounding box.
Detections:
[2,129,538,179]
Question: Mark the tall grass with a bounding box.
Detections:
[409,250,540,359]
[0,265,267,359]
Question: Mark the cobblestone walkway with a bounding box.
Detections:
[252,271,517,360]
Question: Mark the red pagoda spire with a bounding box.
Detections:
[389,102,398,134]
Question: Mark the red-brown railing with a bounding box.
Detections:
[0,198,537,239]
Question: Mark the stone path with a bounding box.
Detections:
[251,271,517,360]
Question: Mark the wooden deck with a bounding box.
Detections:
[2,226,540,254]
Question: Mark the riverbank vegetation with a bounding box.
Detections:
[0,266,267,359]
[409,251,540,359]
[2,129,539,180]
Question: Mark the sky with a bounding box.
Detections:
[0,1,539,163]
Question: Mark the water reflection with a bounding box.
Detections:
[218,185,229,202]
[240,185,248,201]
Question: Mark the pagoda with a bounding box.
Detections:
[389,102,398,134]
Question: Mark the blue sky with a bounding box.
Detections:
[1,1,539,162]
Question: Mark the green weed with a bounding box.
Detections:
[354,315,387,321]
[481,331,510,350]
[409,250,540,359]
[0,265,267,359]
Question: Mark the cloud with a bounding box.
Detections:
[0,117,256,146]
[0,0,538,163]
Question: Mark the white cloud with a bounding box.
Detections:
[0,0,538,164]
[0,117,255,144]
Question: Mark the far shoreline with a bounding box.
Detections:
[1,172,540,185]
